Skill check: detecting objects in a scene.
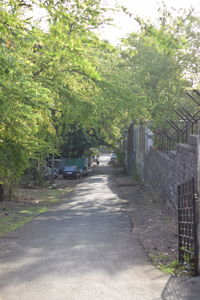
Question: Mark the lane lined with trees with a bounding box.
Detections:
[0,0,199,198]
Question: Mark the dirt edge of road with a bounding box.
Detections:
[112,167,186,276]
[0,177,78,237]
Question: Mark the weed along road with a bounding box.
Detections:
[0,155,169,300]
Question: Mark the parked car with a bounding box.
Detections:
[63,166,81,179]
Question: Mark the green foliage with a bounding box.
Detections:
[158,260,184,275]
[113,147,125,166]
[60,126,104,157]
[83,147,99,157]
[0,0,110,186]
[0,2,56,185]
[149,253,184,275]
[121,16,189,128]
[0,1,199,189]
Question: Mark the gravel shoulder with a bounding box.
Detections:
[111,169,200,298]
[111,166,179,273]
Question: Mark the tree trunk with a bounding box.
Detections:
[0,184,4,201]
[50,154,55,185]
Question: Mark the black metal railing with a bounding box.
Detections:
[178,178,198,275]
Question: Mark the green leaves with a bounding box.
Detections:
[119,6,200,129]
[0,3,56,183]
[0,0,112,184]
[0,1,199,186]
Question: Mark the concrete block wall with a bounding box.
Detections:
[144,135,198,212]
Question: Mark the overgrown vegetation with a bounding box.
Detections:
[0,0,199,193]
[149,253,187,275]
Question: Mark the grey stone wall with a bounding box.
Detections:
[144,135,198,212]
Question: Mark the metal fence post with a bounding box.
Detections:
[196,120,200,274]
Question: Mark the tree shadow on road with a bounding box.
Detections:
[0,162,169,299]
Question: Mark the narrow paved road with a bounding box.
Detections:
[0,155,169,300]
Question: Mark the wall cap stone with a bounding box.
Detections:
[177,143,193,152]
[188,134,197,146]
[157,149,171,161]
[169,150,176,159]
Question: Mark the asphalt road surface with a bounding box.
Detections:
[0,155,169,300]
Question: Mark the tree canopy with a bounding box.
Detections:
[0,0,199,186]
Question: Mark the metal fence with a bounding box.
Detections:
[154,90,200,152]
[178,178,198,275]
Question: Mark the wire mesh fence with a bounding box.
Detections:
[178,178,198,275]
[154,90,200,152]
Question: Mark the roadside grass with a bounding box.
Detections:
[149,252,186,275]
[0,187,74,237]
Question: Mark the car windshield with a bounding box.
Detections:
[64,166,76,171]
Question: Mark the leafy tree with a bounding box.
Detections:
[119,6,199,129]
[0,1,56,188]
[0,0,112,192]
[60,125,107,157]
[0,0,199,197]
